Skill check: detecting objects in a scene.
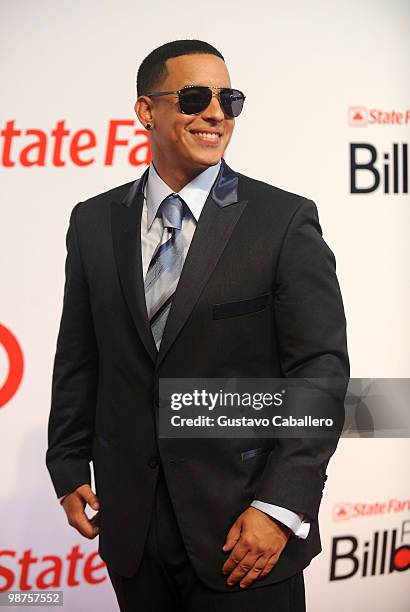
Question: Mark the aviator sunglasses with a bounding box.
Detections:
[145,84,246,118]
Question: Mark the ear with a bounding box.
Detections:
[135,96,153,128]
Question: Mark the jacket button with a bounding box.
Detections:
[148,456,159,468]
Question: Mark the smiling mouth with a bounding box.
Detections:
[189,131,222,144]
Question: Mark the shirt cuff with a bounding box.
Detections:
[251,500,311,539]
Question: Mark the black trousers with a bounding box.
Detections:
[107,467,306,612]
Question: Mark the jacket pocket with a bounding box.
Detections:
[241,447,270,461]
[213,293,270,320]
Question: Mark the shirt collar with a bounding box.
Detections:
[145,160,222,228]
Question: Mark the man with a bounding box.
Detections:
[46,39,349,611]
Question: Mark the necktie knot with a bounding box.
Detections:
[158,193,185,230]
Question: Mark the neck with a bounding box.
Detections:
[151,158,212,193]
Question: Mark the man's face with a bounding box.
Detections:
[137,53,235,178]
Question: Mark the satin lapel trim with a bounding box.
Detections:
[111,166,157,364]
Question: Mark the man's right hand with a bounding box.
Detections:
[61,484,100,539]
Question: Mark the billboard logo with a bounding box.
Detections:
[330,521,410,580]
[350,142,408,194]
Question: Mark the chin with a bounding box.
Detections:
[188,150,223,168]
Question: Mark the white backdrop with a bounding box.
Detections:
[1,1,409,610]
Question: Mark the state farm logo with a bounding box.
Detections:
[348,106,410,127]
[333,498,410,521]
[0,120,151,168]
[0,324,24,410]
[0,545,106,591]
[333,503,352,521]
[349,107,367,127]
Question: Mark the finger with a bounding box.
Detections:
[239,554,271,588]
[90,512,100,528]
[79,487,100,511]
[259,552,280,578]
[68,510,99,539]
[225,551,262,586]
[222,520,241,552]
[222,541,249,575]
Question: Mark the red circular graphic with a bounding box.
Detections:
[0,323,24,409]
[393,545,410,571]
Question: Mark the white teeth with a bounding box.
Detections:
[192,131,220,139]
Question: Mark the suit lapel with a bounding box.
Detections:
[111,159,248,368]
[111,166,158,363]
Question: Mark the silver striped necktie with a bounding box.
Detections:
[144,193,187,351]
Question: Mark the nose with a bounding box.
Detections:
[201,91,225,121]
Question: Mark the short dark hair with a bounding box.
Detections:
[136,39,225,96]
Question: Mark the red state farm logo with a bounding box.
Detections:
[333,503,352,521]
[0,545,106,591]
[0,120,151,167]
[0,324,24,410]
[348,107,410,126]
[348,107,367,127]
[334,498,410,521]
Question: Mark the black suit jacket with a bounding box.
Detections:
[46,158,349,591]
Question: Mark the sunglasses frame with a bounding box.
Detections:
[144,84,246,117]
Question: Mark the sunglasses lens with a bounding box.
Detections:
[178,87,245,117]
[219,89,245,118]
[179,87,212,114]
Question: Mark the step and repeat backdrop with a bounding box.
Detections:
[1,1,409,610]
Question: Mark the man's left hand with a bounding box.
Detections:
[222,507,291,588]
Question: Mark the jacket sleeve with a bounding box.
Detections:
[46,202,99,499]
[254,198,350,522]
